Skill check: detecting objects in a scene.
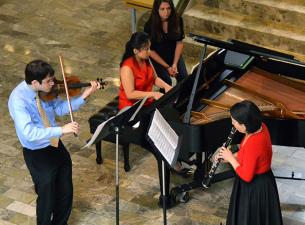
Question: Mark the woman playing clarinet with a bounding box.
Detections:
[215,100,283,225]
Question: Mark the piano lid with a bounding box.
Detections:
[189,33,305,68]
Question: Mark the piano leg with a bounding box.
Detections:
[123,143,131,172]
[95,141,103,164]
[193,152,205,181]
[95,141,131,172]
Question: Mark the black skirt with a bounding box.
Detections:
[226,170,283,225]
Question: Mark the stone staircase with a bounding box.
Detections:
[183,0,305,63]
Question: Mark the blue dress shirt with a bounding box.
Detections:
[8,81,85,150]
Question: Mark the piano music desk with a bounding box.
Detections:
[123,0,153,33]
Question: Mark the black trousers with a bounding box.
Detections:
[23,141,73,225]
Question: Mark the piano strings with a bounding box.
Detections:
[188,67,305,125]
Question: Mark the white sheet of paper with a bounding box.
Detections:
[82,97,147,149]
[82,116,114,148]
[148,109,178,165]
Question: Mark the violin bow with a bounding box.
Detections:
[58,54,76,134]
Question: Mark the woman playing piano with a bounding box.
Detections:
[215,100,283,225]
[119,31,190,177]
[118,31,171,110]
[144,0,187,86]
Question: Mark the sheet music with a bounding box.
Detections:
[148,109,179,165]
[82,97,147,149]
[82,115,114,148]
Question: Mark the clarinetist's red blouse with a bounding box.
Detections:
[119,57,155,110]
[235,123,272,182]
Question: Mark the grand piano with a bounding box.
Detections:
[88,34,305,207]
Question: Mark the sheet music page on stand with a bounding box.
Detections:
[82,97,147,149]
[148,109,179,165]
[82,116,115,148]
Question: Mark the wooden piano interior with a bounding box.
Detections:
[190,67,305,125]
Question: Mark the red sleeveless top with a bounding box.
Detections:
[119,57,155,110]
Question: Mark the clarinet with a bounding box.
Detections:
[202,127,237,188]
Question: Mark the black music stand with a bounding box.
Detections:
[146,109,183,225]
[84,98,147,225]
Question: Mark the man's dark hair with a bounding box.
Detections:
[230,100,262,133]
[25,60,55,84]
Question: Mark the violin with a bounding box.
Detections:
[39,75,107,101]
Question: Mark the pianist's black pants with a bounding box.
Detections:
[23,140,73,225]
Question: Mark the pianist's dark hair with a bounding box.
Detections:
[25,59,55,84]
[148,0,180,42]
[120,32,150,67]
[230,100,262,133]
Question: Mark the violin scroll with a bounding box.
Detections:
[97,78,107,89]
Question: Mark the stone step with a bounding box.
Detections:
[183,3,305,58]
[183,32,305,64]
[183,35,217,59]
[183,35,218,73]
[203,0,305,27]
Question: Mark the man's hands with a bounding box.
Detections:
[62,122,79,135]
[81,80,101,100]
[60,81,100,136]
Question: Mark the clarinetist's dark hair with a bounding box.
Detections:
[230,100,262,133]
[120,32,150,67]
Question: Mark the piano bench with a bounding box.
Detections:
[88,97,131,172]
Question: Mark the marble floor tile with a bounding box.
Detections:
[6,201,36,217]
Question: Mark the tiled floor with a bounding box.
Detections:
[0,0,305,224]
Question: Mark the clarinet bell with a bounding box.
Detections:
[202,177,211,189]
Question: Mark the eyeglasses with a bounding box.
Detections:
[42,76,55,84]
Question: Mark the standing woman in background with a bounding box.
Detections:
[144,0,187,86]
[215,100,283,225]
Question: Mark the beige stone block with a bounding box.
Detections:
[6,201,36,217]
[0,219,16,225]
[0,144,20,157]
[0,195,14,208]
[10,213,36,225]
[3,189,35,204]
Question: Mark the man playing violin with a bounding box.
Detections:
[8,59,100,225]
